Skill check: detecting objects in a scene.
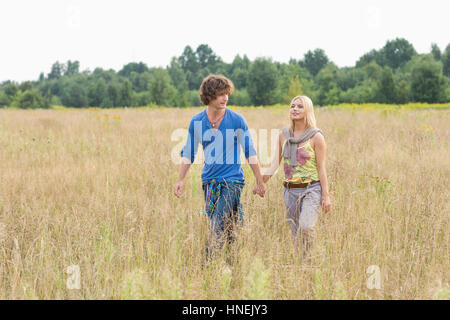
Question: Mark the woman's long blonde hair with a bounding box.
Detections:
[290,95,317,129]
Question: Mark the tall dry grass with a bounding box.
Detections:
[0,106,448,299]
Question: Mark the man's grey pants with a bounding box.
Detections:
[283,182,322,254]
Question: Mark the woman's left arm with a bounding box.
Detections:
[314,133,331,213]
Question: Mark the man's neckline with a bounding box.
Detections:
[205,107,227,119]
[205,108,227,132]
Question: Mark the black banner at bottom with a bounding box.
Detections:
[1,300,446,318]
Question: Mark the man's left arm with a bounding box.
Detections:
[247,156,266,197]
[237,117,265,197]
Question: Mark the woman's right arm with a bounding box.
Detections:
[262,131,284,183]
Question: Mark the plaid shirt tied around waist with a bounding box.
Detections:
[202,179,245,218]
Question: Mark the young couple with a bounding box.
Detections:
[174,74,331,260]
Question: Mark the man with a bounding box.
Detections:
[174,74,265,261]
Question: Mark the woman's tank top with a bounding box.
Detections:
[282,140,319,184]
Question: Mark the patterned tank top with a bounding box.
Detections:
[282,140,319,184]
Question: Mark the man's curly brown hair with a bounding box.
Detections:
[199,74,234,105]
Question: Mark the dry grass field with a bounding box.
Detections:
[0,106,448,299]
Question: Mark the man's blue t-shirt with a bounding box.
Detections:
[180,108,257,183]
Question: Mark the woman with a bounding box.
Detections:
[256,95,331,255]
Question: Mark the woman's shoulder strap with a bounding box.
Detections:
[311,127,323,137]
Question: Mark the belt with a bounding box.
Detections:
[283,180,320,189]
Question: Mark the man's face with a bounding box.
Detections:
[210,93,228,109]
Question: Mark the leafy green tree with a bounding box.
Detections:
[229,54,251,78]
[50,95,62,106]
[13,89,47,109]
[410,55,446,102]
[375,67,397,103]
[48,79,63,97]
[396,80,410,104]
[42,88,53,107]
[105,82,120,107]
[100,96,113,108]
[19,81,34,92]
[93,68,115,82]
[118,62,150,77]
[188,90,201,106]
[128,72,139,92]
[179,45,201,89]
[0,91,12,106]
[228,89,251,106]
[133,91,151,106]
[230,67,247,89]
[136,72,152,93]
[302,49,329,76]
[87,79,99,107]
[431,43,441,61]
[167,58,190,107]
[65,60,80,76]
[247,58,278,105]
[362,61,383,81]
[446,80,450,102]
[380,38,416,69]
[47,61,64,80]
[356,49,381,67]
[61,81,88,107]
[336,67,365,91]
[179,45,198,72]
[196,44,218,69]
[212,60,228,76]
[118,79,133,107]
[442,43,450,77]
[168,57,188,92]
[128,71,152,92]
[283,76,304,104]
[340,80,377,103]
[276,62,313,103]
[185,70,204,91]
[4,83,19,98]
[149,68,177,106]
[316,64,341,105]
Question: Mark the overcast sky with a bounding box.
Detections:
[1,0,449,82]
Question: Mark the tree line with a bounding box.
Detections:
[1,38,450,109]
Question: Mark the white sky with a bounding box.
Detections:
[1,0,449,82]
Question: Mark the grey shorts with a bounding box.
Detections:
[283,182,322,237]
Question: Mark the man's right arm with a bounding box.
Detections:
[174,119,199,198]
[174,157,192,198]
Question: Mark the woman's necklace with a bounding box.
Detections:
[208,111,225,128]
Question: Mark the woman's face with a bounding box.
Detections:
[290,98,305,121]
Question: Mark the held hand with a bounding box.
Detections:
[252,185,264,197]
[321,195,331,213]
[258,181,266,197]
[174,180,183,198]
[252,181,266,198]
